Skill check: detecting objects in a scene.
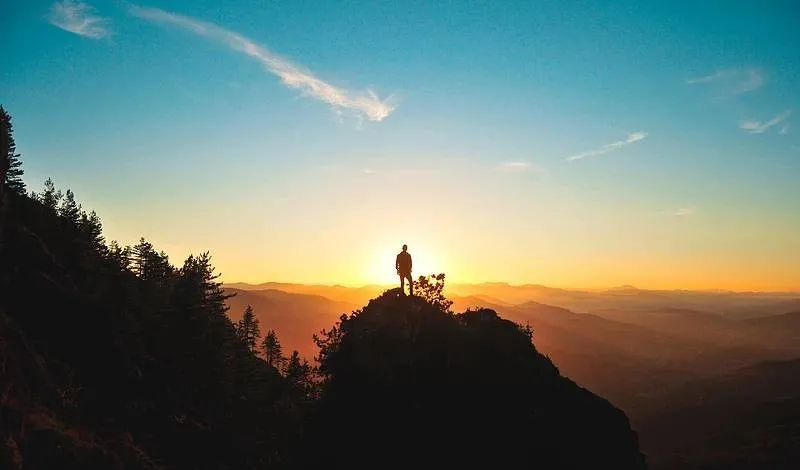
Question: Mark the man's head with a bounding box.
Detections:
[402,244,408,252]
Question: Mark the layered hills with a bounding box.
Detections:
[224,281,800,469]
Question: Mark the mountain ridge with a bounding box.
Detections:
[299,288,647,469]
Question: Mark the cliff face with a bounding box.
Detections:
[301,288,647,469]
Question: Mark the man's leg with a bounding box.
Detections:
[400,273,406,295]
[406,274,414,296]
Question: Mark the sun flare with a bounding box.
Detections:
[364,240,447,286]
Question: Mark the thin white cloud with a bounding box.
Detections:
[565,132,648,161]
[129,5,395,122]
[48,0,110,39]
[740,110,792,134]
[687,68,764,94]
[687,70,729,84]
[672,206,696,216]
[361,168,377,175]
[779,124,790,135]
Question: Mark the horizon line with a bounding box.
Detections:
[220,280,800,294]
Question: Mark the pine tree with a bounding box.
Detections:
[0,106,25,195]
[173,252,232,316]
[284,350,312,393]
[261,329,283,368]
[40,178,63,211]
[194,252,232,317]
[131,238,154,278]
[149,250,173,286]
[107,240,131,271]
[130,238,173,286]
[59,189,81,224]
[284,350,302,378]
[82,210,105,249]
[236,305,260,352]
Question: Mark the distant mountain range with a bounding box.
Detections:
[225,288,358,359]
[224,282,800,409]
[222,281,800,470]
[638,358,800,470]
[226,281,800,316]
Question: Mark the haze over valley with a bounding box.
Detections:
[225,281,800,468]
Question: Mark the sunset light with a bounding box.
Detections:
[365,240,447,285]
[3,2,800,469]
[6,0,798,291]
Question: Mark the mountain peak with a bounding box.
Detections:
[301,287,646,469]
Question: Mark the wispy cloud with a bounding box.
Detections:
[672,206,697,216]
[779,124,790,135]
[565,132,648,161]
[129,5,395,122]
[48,0,110,39]
[740,110,792,134]
[687,68,764,94]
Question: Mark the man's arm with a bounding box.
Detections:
[395,254,400,271]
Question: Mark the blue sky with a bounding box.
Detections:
[2,0,799,289]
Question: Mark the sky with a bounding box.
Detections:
[2,0,799,290]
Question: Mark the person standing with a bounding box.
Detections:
[396,244,413,296]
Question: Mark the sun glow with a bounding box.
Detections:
[364,240,447,286]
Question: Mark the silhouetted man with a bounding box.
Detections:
[396,244,413,296]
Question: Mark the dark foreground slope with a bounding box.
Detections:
[0,190,300,469]
[298,289,647,469]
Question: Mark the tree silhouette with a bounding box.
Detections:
[130,237,172,286]
[131,237,154,278]
[106,240,131,271]
[59,189,81,223]
[262,329,283,368]
[195,252,232,317]
[0,105,25,195]
[413,273,453,312]
[38,177,62,211]
[171,252,232,317]
[80,210,105,250]
[236,304,260,352]
[1,106,313,469]
[284,350,312,394]
[149,251,172,287]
